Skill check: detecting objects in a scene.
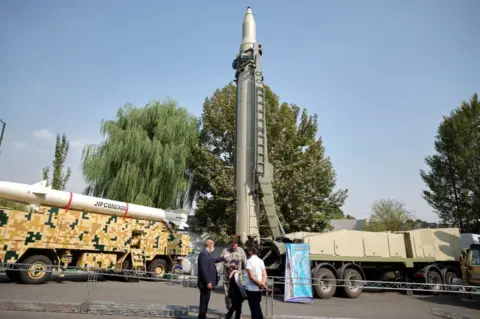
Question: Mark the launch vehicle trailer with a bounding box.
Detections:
[260,227,471,299]
[230,7,479,300]
[0,204,190,285]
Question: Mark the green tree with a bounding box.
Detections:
[420,93,480,233]
[330,207,355,219]
[81,99,199,210]
[0,199,28,211]
[190,83,347,241]
[362,198,414,232]
[42,133,71,190]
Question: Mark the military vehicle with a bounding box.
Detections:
[230,7,477,300]
[0,182,190,285]
[278,228,470,299]
[457,244,480,288]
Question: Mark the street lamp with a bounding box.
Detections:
[0,119,5,155]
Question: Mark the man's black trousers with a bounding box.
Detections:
[198,287,211,319]
[246,290,263,319]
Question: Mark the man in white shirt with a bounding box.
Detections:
[245,247,267,319]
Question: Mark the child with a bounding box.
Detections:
[225,261,247,319]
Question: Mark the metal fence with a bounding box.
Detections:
[1,263,479,318]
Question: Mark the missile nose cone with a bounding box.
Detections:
[241,6,256,51]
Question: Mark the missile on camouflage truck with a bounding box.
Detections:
[232,7,284,244]
[0,180,189,229]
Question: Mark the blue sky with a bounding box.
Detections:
[0,0,478,222]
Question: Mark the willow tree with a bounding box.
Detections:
[81,99,199,210]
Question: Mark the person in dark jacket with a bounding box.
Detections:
[197,238,225,319]
[225,261,247,319]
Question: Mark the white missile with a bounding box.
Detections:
[0,180,189,230]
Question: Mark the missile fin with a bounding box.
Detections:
[29,203,40,212]
[30,187,48,195]
[30,180,50,195]
[32,180,48,188]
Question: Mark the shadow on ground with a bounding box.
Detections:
[0,274,107,284]
[414,294,480,311]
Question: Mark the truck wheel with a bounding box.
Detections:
[19,255,53,285]
[122,259,139,282]
[148,259,169,280]
[444,271,458,291]
[342,269,363,299]
[314,268,337,299]
[426,270,442,294]
[5,269,21,282]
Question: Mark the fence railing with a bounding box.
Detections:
[1,263,479,318]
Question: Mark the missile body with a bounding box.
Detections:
[232,7,284,244]
[0,180,189,229]
[232,7,262,243]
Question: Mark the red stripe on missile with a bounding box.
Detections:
[65,192,73,213]
[122,202,129,221]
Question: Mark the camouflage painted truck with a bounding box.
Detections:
[0,180,191,285]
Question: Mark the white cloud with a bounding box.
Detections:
[12,141,29,149]
[33,129,55,141]
[70,139,87,148]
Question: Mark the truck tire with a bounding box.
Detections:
[19,255,53,285]
[342,268,363,299]
[444,271,458,290]
[426,270,442,294]
[313,268,337,299]
[121,258,139,282]
[148,258,169,280]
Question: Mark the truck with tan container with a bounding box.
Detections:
[277,227,469,299]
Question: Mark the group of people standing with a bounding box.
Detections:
[197,238,270,319]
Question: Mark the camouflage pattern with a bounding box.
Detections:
[76,252,117,269]
[0,205,189,270]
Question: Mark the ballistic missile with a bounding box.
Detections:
[0,180,189,229]
[233,7,284,244]
[232,7,261,243]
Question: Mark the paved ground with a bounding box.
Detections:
[0,274,479,318]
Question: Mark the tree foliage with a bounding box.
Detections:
[0,198,28,211]
[190,82,347,241]
[81,99,199,209]
[362,198,414,232]
[42,133,71,190]
[330,207,355,220]
[420,93,480,233]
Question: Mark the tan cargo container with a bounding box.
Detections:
[273,227,463,300]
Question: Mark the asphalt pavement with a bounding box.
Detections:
[0,273,479,319]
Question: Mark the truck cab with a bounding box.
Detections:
[460,244,480,286]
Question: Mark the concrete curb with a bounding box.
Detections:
[0,300,356,319]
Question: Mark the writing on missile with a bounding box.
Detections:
[93,201,127,211]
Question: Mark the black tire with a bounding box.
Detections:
[5,269,21,282]
[121,258,139,282]
[426,270,442,294]
[148,259,169,280]
[313,268,337,299]
[342,268,363,299]
[444,271,458,291]
[19,255,53,285]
